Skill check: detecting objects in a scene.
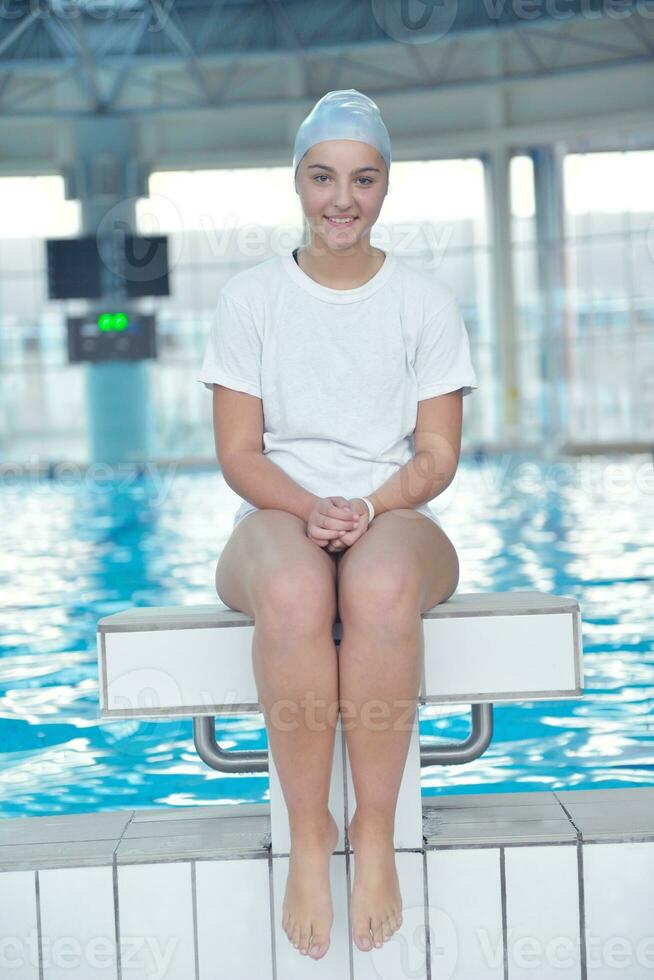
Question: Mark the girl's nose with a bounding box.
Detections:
[331,185,355,208]
[331,199,355,214]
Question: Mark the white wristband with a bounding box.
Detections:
[359,496,375,523]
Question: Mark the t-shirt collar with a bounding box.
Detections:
[282,249,396,304]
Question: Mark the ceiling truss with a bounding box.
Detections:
[0,0,652,117]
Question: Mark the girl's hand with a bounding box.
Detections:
[325,497,370,552]
[306,496,361,548]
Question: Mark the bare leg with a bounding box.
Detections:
[216,510,343,959]
[335,511,459,951]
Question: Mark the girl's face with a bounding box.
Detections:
[294,140,389,254]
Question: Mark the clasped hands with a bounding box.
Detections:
[306,496,371,553]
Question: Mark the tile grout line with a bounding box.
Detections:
[191,861,200,980]
[34,870,44,980]
[581,833,654,845]
[0,834,126,845]
[118,811,136,844]
[576,840,588,980]
[421,841,432,980]
[344,835,355,980]
[340,716,349,857]
[267,843,278,980]
[112,850,123,980]
[555,794,588,980]
[423,838,581,851]
[499,847,509,980]
[112,804,134,978]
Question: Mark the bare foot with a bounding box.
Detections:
[347,812,403,952]
[282,812,339,960]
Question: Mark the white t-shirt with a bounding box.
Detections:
[198,250,478,530]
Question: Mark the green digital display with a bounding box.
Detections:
[97,312,128,332]
[67,311,156,362]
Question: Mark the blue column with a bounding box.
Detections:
[85,361,155,466]
[71,118,155,465]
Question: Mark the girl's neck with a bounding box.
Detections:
[295,242,386,290]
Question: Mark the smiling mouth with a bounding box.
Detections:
[325,216,357,224]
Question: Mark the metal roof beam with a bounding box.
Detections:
[150,0,215,103]
[0,9,41,105]
[2,48,650,119]
[2,6,649,75]
[103,8,154,110]
[39,14,96,108]
[1,61,81,111]
[67,16,104,111]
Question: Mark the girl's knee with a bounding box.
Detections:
[253,563,337,632]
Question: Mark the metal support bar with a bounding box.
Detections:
[193,716,268,773]
[419,703,494,766]
[193,703,494,773]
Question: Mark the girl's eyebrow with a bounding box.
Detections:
[307,164,381,174]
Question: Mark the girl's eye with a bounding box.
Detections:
[312,175,373,185]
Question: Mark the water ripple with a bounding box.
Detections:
[1,454,653,816]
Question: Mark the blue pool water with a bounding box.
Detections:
[0,453,653,818]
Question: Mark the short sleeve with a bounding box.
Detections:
[197,290,262,398]
[415,297,478,400]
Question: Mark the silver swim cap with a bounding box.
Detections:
[292,88,391,178]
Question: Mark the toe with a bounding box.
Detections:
[308,936,329,960]
[298,926,311,955]
[382,916,394,941]
[351,907,371,951]
[289,921,300,948]
[371,918,384,948]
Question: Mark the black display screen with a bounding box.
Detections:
[46,235,170,299]
[123,235,170,297]
[46,237,102,299]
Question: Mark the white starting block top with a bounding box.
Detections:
[97,590,583,720]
